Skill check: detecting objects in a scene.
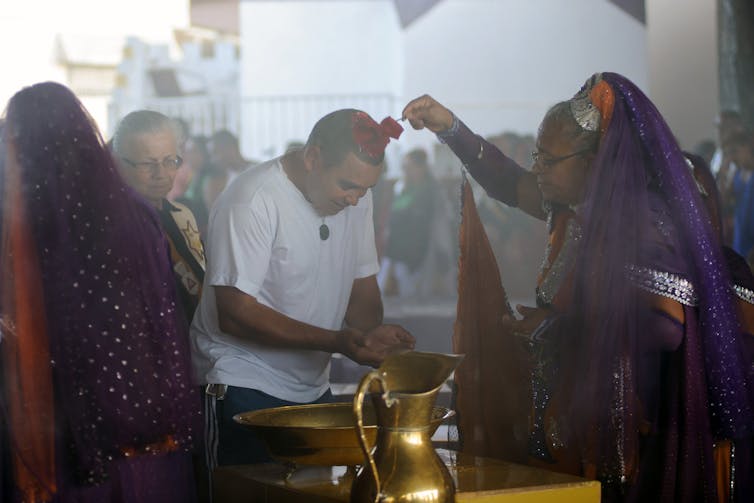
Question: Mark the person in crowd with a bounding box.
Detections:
[714,111,747,243]
[1,82,200,502]
[203,129,256,211]
[403,72,753,502]
[693,138,717,166]
[477,132,545,302]
[370,162,395,263]
[380,148,452,297]
[112,110,206,326]
[178,135,212,239]
[721,129,754,263]
[285,140,305,153]
[711,109,744,178]
[380,148,436,296]
[168,126,197,202]
[166,117,194,206]
[167,152,194,203]
[190,109,415,467]
[172,117,191,144]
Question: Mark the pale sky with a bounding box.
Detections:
[0,0,189,124]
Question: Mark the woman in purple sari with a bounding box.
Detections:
[1,82,201,502]
[403,73,754,502]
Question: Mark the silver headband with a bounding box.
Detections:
[569,73,603,132]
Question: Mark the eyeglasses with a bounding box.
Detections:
[121,155,183,174]
[531,148,591,169]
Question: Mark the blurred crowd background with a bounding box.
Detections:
[2,0,754,305]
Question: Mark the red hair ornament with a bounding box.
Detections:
[352,112,403,160]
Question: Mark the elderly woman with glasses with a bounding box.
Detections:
[112,110,206,325]
[403,72,754,502]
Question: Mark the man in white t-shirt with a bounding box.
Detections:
[191,109,413,466]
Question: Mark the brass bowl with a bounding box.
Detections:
[233,402,454,466]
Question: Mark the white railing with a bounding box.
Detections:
[109,92,402,164]
[108,93,240,139]
[240,93,400,159]
[144,94,240,137]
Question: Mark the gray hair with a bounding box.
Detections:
[111,110,182,156]
[541,101,600,153]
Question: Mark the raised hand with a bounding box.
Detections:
[401,95,454,133]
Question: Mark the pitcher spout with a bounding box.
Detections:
[377,351,464,395]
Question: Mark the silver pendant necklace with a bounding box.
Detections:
[319,218,329,240]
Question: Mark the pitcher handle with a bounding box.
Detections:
[353,370,393,503]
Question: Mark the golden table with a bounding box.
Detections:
[213,449,601,502]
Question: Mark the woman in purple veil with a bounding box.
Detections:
[403,72,754,502]
[1,82,201,502]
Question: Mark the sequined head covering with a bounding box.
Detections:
[1,82,200,487]
[558,73,753,485]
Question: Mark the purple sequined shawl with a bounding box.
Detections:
[562,73,754,479]
[3,82,200,484]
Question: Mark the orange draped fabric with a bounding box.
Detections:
[1,151,57,501]
[713,440,732,503]
[452,178,530,463]
[536,209,576,311]
[589,80,615,137]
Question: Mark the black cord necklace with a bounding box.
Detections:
[319,219,330,240]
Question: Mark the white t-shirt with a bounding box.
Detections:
[190,157,380,402]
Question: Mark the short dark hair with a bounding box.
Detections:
[722,128,752,149]
[172,117,191,142]
[210,129,239,151]
[405,148,428,167]
[306,109,383,168]
[717,109,742,124]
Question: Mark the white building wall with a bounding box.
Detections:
[238,0,648,168]
[647,0,718,150]
[401,0,648,155]
[0,0,189,131]
[239,0,403,160]
[109,37,240,138]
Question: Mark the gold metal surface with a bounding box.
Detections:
[233,402,453,467]
[213,449,601,503]
[352,351,464,503]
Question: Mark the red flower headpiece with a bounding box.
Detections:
[352,111,403,160]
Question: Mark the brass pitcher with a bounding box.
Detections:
[351,351,464,503]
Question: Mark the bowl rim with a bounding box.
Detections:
[232,402,454,431]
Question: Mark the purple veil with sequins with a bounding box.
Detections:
[3,82,200,485]
[557,73,754,496]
